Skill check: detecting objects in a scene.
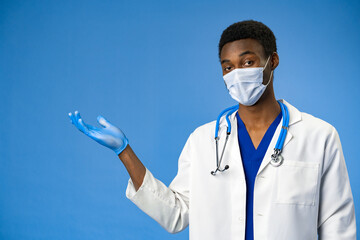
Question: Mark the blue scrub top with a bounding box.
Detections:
[236,111,282,240]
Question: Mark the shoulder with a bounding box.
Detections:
[300,112,335,133]
[284,99,337,137]
[190,106,238,140]
[300,112,340,150]
[189,120,217,142]
[282,100,340,153]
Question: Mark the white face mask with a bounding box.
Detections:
[223,55,273,106]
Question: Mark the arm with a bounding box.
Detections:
[317,127,357,239]
[125,133,193,233]
[118,144,146,191]
[68,111,191,233]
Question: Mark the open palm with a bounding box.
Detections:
[68,111,129,155]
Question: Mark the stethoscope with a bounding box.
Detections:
[210,100,289,175]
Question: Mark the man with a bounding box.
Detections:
[68,20,356,239]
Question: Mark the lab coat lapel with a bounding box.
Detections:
[256,99,301,175]
[228,112,245,177]
[256,118,284,175]
[217,99,301,177]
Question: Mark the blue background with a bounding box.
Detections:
[1,0,359,239]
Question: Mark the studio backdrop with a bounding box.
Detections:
[0,0,359,239]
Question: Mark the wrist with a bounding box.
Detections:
[115,138,129,155]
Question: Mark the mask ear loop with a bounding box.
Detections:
[262,55,271,71]
[262,54,274,86]
[264,70,273,86]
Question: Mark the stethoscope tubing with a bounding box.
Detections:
[212,100,289,175]
[215,105,238,139]
[274,101,289,150]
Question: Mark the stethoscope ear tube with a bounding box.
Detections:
[211,132,231,175]
[214,105,238,139]
[212,105,237,175]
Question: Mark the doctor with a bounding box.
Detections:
[68,20,356,239]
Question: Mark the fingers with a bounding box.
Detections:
[97,115,113,128]
[75,111,91,134]
[68,112,76,125]
[68,110,90,135]
[68,111,82,130]
[68,111,113,134]
[78,118,90,135]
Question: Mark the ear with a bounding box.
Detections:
[271,52,279,70]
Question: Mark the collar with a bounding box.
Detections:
[219,99,302,128]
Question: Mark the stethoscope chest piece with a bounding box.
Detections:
[270,153,283,167]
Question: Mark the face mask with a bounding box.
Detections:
[223,55,273,106]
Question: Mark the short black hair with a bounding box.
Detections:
[218,20,277,61]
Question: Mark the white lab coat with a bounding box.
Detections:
[125,99,356,240]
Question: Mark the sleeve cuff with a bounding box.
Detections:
[123,166,190,233]
[125,167,150,200]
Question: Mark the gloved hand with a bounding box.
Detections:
[68,110,129,155]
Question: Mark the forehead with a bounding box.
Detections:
[220,38,265,60]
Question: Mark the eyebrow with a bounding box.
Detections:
[239,50,255,56]
[220,50,256,64]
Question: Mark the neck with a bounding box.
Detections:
[238,89,281,130]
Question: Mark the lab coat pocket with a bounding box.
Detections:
[275,161,319,206]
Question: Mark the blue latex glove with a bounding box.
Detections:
[68,111,129,155]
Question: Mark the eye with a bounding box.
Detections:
[223,66,233,71]
[244,60,254,66]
